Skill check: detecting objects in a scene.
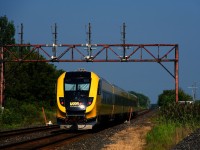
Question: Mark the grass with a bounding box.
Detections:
[145,122,195,150]
[145,103,200,150]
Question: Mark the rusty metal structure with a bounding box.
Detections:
[0,23,179,108]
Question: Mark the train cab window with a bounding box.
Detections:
[64,78,91,92]
[78,83,90,91]
[65,83,76,91]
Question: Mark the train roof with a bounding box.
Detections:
[65,69,137,98]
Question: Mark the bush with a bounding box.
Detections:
[1,108,23,125]
[0,98,56,129]
[20,103,41,124]
[159,102,200,124]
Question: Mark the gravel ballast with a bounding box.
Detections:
[172,128,200,150]
[57,111,155,150]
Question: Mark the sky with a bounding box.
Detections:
[1,0,200,104]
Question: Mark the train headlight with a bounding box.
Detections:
[59,97,65,106]
[87,97,93,106]
[79,104,85,109]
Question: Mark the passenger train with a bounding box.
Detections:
[56,69,139,130]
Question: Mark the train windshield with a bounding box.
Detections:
[64,78,91,92]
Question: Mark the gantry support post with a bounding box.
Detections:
[0,46,4,111]
[175,45,179,102]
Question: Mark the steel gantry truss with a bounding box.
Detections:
[0,43,179,106]
[0,23,179,108]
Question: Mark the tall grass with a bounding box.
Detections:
[145,102,200,150]
[146,123,176,150]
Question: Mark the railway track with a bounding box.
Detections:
[0,121,123,150]
[54,109,157,150]
[0,125,59,138]
[0,125,61,149]
[0,129,90,150]
[0,109,153,150]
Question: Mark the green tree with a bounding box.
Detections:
[5,55,64,107]
[0,15,15,45]
[0,16,64,108]
[157,89,192,106]
[129,91,150,108]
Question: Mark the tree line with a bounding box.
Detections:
[129,91,150,108]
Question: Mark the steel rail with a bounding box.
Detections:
[0,125,59,138]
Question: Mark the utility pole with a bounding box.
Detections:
[122,22,126,60]
[87,22,92,58]
[84,22,97,61]
[188,82,198,101]
[52,23,57,59]
[19,23,23,58]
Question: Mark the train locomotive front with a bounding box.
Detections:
[56,70,100,129]
[56,70,138,130]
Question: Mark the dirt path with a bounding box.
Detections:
[102,113,155,150]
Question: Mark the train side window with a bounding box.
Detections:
[97,80,102,95]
